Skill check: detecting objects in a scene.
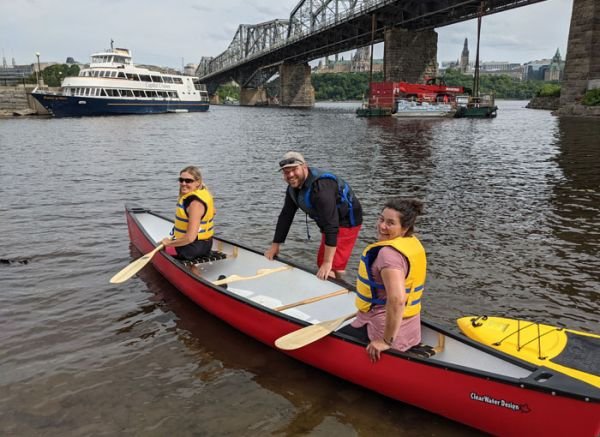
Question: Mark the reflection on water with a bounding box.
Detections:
[0,100,597,435]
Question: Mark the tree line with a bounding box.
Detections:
[222,69,558,101]
[26,64,80,87]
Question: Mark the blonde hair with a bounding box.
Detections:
[180,165,203,186]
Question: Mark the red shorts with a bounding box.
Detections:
[317,225,362,271]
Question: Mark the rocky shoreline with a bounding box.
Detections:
[526,96,560,110]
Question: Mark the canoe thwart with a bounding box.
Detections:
[213,265,293,285]
[275,288,349,312]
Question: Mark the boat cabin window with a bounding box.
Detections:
[139,74,151,82]
[173,77,183,84]
[163,76,174,84]
[120,89,134,97]
[117,72,126,79]
[169,91,178,98]
[100,89,107,96]
[133,90,144,98]
[91,56,109,63]
[150,75,163,83]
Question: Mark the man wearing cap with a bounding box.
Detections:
[265,151,363,280]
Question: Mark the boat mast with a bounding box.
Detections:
[367,13,376,108]
[473,3,484,100]
[369,14,375,86]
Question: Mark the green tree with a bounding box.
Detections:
[582,88,600,106]
[41,64,80,87]
[217,83,240,101]
[441,68,548,99]
[311,71,383,101]
[537,83,561,97]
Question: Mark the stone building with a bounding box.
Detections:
[544,49,564,81]
[524,49,565,81]
[314,48,383,74]
[460,38,469,73]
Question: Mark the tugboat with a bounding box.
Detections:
[32,41,210,117]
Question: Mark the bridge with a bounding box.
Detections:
[197,0,599,114]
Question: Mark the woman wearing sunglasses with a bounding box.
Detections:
[161,166,215,260]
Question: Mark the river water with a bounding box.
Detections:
[1,101,598,436]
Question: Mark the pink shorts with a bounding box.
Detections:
[317,225,361,271]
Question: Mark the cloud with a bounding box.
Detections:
[0,0,572,68]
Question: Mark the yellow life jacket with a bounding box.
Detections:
[172,187,215,240]
[355,236,426,317]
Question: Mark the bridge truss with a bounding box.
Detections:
[197,0,545,90]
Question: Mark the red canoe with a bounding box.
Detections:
[122,205,600,436]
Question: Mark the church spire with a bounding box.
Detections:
[460,38,470,73]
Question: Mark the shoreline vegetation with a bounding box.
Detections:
[218,69,559,103]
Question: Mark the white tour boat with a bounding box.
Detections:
[32,43,209,117]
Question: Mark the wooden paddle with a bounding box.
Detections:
[213,265,292,285]
[110,243,165,284]
[274,288,349,311]
[275,312,356,350]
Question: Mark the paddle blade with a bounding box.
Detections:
[110,244,164,284]
[275,313,356,350]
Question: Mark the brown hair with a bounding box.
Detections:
[383,198,424,236]
[180,165,203,185]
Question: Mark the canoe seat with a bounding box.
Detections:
[406,343,438,359]
[182,251,227,265]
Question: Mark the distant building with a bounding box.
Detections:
[0,58,34,85]
[184,63,198,76]
[439,38,575,81]
[524,49,564,81]
[544,49,564,81]
[314,48,383,74]
[460,38,469,73]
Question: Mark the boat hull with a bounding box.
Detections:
[356,107,392,117]
[32,92,209,117]
[123,206,600,436]
[392,111,455,118]
[454,105,497,118]
[393,100,456,118]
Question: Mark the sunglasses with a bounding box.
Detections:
[279,158,303,168]
[178,177,196,184]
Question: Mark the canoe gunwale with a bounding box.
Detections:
[124,204,600,404]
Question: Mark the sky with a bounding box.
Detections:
[1,0,572,69]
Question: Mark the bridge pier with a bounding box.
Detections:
[239,87,268,106]
[279,63,314,107]
[558,0,600,116]
[384,28,438,82]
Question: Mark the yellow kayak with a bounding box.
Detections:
[457,315,600,388]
